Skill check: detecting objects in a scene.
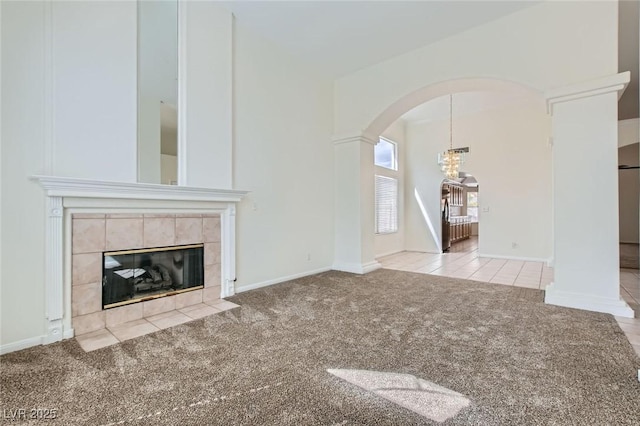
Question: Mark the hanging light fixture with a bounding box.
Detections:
[437,94,469,180]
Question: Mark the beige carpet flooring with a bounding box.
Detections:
[1,269,639,425]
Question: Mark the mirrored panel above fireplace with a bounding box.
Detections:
[103,244,204,309]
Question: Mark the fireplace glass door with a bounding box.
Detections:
[103,244,204,308]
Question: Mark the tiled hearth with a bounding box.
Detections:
[72,213,231,351]
[76,299,240,352]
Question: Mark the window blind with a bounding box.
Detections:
[375,175,398,234]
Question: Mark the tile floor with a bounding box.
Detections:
[76,299,240,352]
[378,237,640,357]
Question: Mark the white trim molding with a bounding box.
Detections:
[1,336,45,356]
[33,176,248,202]
[332,260,382,275]
[32,176,248,347]
[236,267,332,294]
[545,72,630,115]
[332,131,379,146]
[544,282,635,318]
[374,249,405,259]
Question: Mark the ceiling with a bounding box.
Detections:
[220,1,638,121]
[220,1,539,78]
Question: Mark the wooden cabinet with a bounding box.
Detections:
[442,182,471,244]
[450,216,471,243]
[445,184,463,207]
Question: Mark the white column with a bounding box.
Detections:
[43,196,65,343]
[544,72,634,317]
[333,133,381,274]
[222,203,236,297]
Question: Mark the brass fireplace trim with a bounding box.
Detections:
[103,285,205,309]
[103,243,205,310]
[104,243,204,257]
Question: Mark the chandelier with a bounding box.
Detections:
[437,94,468,180]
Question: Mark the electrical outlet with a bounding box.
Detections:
[307,253,311,261]
[512,242,519,249]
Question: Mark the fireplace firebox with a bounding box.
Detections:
[102,244,204,309]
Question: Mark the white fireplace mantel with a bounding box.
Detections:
[33,175,248,202]
[33,176,248,345]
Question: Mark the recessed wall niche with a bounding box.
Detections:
[137,0,178,185]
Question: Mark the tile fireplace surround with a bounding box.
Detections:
[34,176,248,347]
[72,213,221,337]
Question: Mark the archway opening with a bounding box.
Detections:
[441,172,479,255]
[372,82,550,267]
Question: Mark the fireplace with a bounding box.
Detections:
[103,244,204,309]
[33,175,247,347]
[66,211,225,336]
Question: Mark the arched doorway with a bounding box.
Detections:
[333,79,547,274]
[441,173,479,254]
[375,86,549,262]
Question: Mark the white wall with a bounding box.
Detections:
[182,1,232,189]
[0,1,3,347]
[2,1,138,349]
[374,120,405,257]
[53,1,137,182]
[404,95,552,260]
[1,1,48,347]
[0,1,237,350]
[233,22,334,290]
[334,1,617,136]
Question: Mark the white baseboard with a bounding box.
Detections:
[332,260,382,274]
[544,282,635,318]
[0,335,44,355]
[362,261,382,273]
[236,267,332,293]
[477,252,549,263]
[1,327,75,355]
[375,249,404,259]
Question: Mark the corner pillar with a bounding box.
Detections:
[333,133,381,274]
[544,72,634,317]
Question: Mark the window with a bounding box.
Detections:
[375,175,398,234]
[375,137,399,234]
[375,138,397,170]
[467,192,478,223]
